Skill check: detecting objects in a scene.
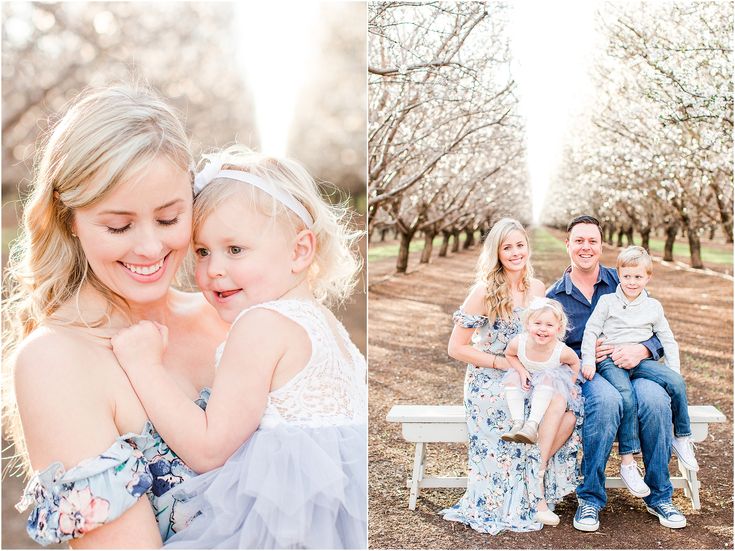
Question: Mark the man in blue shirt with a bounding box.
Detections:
[547,215,686,531]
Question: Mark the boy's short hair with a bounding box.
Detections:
[616,246,653,275]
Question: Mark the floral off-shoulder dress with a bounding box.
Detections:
[16,389,211,546]
[440,308,584,534]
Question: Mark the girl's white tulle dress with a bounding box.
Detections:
[164,299,367,549]
[502,333,577,403]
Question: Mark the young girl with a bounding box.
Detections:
[500,297,580,526]
[501,298,580,445]
[110,146,367,549]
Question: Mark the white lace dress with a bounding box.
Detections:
[164,300,367,549]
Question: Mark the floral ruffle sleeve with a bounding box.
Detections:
[15,432,155,546]
[453,308,489,329]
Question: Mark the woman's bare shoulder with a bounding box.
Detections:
[461,283,487,315]
[14,326,121,469]
[529,277,546,297]
[15,325,107,380]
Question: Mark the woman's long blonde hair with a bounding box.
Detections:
[192,145,363,306]
[2,83,193,475]
[475,218,534,321]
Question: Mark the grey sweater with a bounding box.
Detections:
[581,285,680,373]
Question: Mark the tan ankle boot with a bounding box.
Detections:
[501,420,524,442]
[515,420,539,444]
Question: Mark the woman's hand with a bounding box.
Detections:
[110,321,168,374]
[492,354,511,371]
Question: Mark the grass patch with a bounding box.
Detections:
[530,226,567,253]
[530,227,732,266]
[368,231,482,262]
[368,235,442,261]
[645,237,732,265]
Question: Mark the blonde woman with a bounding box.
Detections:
[5,85,228,547]
[441,218,583,534]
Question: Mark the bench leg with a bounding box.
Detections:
[678,458,701,510]
[408,442,425,510]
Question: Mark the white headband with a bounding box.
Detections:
[528,297,551,311]
[194,156,314,228]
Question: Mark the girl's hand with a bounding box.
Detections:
[518,367,531,391]
[111,321,168,374]
[570,384,580,400]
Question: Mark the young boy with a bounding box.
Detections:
[580,246,697,498]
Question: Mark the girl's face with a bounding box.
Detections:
[193,197,297,323]
[72,156,193,305]
[526,309,561,345]
[498,229,528,273]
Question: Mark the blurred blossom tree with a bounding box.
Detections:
[2,1,258,197]
[288,3,366,201]
[542,1,733,269]
[368,1,530,273]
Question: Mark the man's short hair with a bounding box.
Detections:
[567,215,602,238]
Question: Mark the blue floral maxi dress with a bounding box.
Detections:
[16,390,212,546]
[440,308,583,534]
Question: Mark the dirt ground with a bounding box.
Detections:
[368,227,733,549]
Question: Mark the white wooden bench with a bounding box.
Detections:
[386,404,726,511]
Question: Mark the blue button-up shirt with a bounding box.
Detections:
[546,264,662,360]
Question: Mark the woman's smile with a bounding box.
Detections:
[119,253,170,282]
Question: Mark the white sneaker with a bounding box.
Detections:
[620,462,651,497]
[672,436,699,472]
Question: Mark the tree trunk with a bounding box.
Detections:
[711,181,734,243]
[664,224,678,261]
[640,227,651,252]
[451,230,461,252]
[439,231,451,257]
[479,224,489,243]
[380,228,389,242]
[708,226,716,241]
[463,228,475,249]
[625,227,634,246]
[396,230,415,274]
[616,228,624,247]
[420,231,435,264]
[687,228,704,269]
[606,225,615,245]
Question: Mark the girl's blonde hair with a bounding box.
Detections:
[521,298,569,341]
[3,83,192,475]
[192,145,362,306]
[476,218,534,321]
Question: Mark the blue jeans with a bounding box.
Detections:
[598,358,691,454]
[577,375,674,509]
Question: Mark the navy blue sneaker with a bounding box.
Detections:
[573,502,600,532]
[646,502,686,528]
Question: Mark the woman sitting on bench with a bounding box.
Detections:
[440,218,583,534]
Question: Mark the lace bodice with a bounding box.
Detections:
[517,333,564,374]
[216,300,367,429]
